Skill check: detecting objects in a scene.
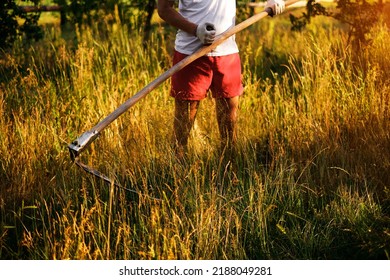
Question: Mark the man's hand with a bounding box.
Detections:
[196,22,216,45]
[265,0,286,17]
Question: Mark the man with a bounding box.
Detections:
[157,0,285,158]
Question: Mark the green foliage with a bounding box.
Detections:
[290,0,384,48]
[334,0,384,47]
[0,1,19,49]
[53,0,156,29]
[0,0,43,50]
[0,1,157,49]
[289,0,330,31]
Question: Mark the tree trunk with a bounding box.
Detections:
[143,0,156,46]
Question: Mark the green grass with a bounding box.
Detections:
[0,9,389,260]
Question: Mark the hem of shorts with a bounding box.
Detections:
[213,91,243,99]
[170,93,208,101]
[171,90,243,101]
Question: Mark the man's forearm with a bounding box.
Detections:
[157,0,197,36]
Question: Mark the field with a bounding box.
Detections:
[0,4,389,259]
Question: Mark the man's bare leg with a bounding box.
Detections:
[216,96,239,153]
[173,99,200,158]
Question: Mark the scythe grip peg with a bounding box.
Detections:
[265,7,274,17]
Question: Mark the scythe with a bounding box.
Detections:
[68,0,301,188]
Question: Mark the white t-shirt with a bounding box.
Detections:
[174,0,239,56]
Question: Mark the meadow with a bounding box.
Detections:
[0,5,389,259]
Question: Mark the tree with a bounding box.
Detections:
[51,0,155,30]
[0,0,43,50]
[0,0,158,50]
[0,1,18,49]
[289,0,384,49]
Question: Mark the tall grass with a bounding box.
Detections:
[0,11,389,259]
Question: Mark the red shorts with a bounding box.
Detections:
[171,51,243,101]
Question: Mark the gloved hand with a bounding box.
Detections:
[196,22,216,45]
[265,0,285,17]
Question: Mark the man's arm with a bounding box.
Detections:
[157,0,197,36]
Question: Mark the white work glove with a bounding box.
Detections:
[265,0,286,17]
[196,22,216,45]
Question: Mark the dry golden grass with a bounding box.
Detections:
[0,10,389,259]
